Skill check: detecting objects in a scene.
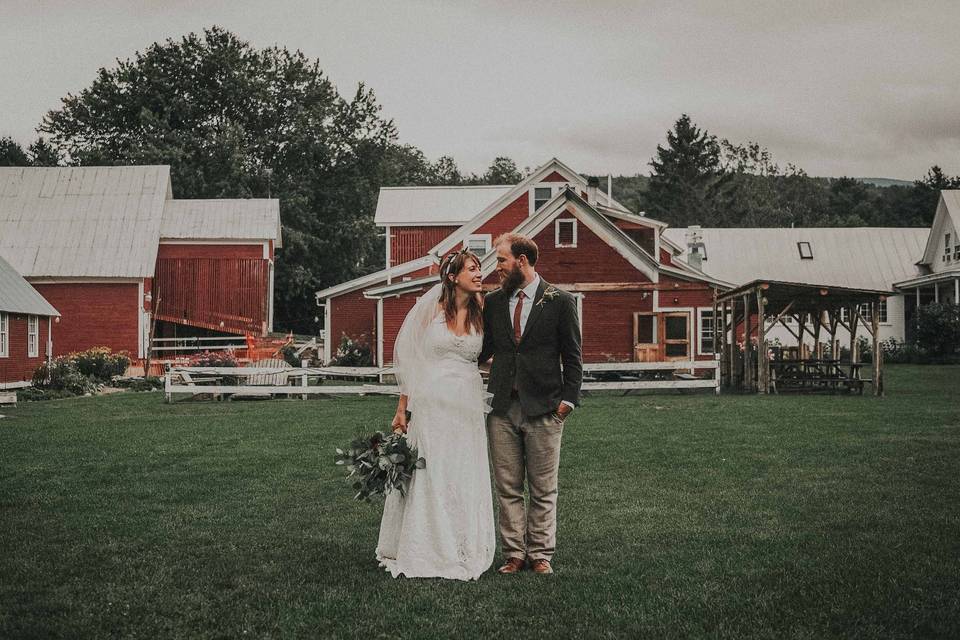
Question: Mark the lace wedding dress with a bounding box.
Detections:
[375,312,495,580]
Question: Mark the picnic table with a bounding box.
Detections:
[769,358,868,394]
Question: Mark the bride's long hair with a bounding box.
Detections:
[438,249,484,334]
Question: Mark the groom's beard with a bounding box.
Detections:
[500,264,524,296]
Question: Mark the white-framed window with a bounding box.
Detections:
[0,313,7,357]
[946,233,952,256]
[555,219,577,248]
[698,308,716,355]
[464,234,492,255]
[27,315,39,357]
[840,300,888,324]
[797,241,813,259]
[533,186,553,212]
[529,181,579,215]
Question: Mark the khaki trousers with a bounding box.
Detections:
[487,396,564,562]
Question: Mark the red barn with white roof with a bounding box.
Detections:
[316,158,726,366]
[0,166,281,361]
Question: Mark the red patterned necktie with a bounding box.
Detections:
[513,290,525,342]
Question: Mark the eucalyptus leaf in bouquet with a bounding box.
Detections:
[334,431,425,502]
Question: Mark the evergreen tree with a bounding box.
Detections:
[0,137,30,166]
[647,114,721,226]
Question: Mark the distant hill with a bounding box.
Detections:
[856,177,914,188]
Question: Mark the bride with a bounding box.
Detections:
[375,249,495,580]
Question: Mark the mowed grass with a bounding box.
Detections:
[1,366,959,639]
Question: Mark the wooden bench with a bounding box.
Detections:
[0,391,17,406]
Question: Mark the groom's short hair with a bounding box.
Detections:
[495,233,539,266]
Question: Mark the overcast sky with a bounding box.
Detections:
[3,0,958,179]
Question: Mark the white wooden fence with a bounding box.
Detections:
[164,358,719,402]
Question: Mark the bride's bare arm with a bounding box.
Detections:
[392,394,409,433]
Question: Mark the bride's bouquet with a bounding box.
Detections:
[334,431,426,502]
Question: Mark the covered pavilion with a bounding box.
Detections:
[715,280,891,396]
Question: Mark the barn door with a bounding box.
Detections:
[633,312,658,361]
[661,312,690,360]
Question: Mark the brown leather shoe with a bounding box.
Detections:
[497,558,525,574]
[529,559,553,574]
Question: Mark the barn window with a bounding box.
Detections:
[464,234,491,255]
[27,315,39,357]
[698,309,715,355]
[533,187,553,211]
[555,219,577,248]
[0,313,7,357]
[797,242,813,259]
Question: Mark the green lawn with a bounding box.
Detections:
[1,366,959,639]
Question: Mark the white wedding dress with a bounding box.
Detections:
[375,312,495,580]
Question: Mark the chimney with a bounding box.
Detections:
[686,225,705,270]
[586,176,600,205]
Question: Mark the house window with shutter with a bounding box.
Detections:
[0,313,7,357]
[28,315,39,357]
[555,219,577,248]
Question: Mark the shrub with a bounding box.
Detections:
[329,334,373,367]
[70,347,130,381]
[112,376,164,392]
[16,387,78,402]
[32,357,99,395]
[916,303,960,357]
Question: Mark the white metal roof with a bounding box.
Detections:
[0,253,58,316]
[161,199,282,247]
[374,185,513,226]
[0,166,170,278]
[663,227,928,291]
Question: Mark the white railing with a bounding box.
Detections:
[582,358,720,393]
[151,336,248,353]
[164,358,720,402]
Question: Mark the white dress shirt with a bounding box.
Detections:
[508,274,541,336]
[508,274,574,412]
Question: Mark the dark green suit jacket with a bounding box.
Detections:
[479,278,583,416]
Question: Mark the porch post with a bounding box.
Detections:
[955,277,959,304]
[872,301,883,396]
[848,305,859,378]
[728,298,737,390]
[934,282,939,303]
[742,293,752,392]
[756,287,768,394]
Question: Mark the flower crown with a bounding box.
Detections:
[439,248,475,281]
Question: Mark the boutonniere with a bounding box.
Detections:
[536,285,560,307]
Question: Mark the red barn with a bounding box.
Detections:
[0,254,59,388]
[0,166,281,362]
[316,158,727,366]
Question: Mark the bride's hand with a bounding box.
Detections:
[392,410,408,434]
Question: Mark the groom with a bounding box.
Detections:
[479,233,582,575]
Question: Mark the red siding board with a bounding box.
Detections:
[542,171,572,182]
[381,295,419,366]
[32,282,140,356]
[329,290,378,359]
[153,258,268,335]
[581,291,653,362]
[0,313,50,384]
[157,244,263,259]
[531,216,651,284]
[476,194,529,241]
[390,226,457,266]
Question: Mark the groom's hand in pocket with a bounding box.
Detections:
[554,403,572,421]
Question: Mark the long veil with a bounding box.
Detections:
[392,282,443,412]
